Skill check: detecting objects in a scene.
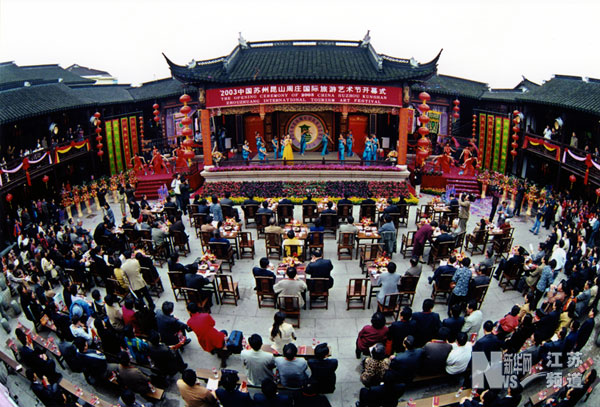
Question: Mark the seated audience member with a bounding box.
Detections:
[274,343,309,389]
[177,369,218,407]
[273,267,307,308]
[321,201,336,215]
[94,318,122,356]
[201,216,216,234]
[434,224,454,243]
[445,332,472,377]
[374,261,401,306]
[534,300,562,345]
[428,255,458,285]
[308,343,338,394]
[26,368,66,407]
[471,264,491,288]
[270,312,297,353]
[257,200,274,215]
[412,299,442,347]
[294,383,332,407]
[383,198,399,215]
[493,246,526,280]
[461,301,483,336]
[388,306,415,353]
[118,389,153,407]
[117,351,152,395]
[357,371,405,407]
[421,327,453,376]
[339,216,358,234]
[404,257,422,277]
[473,320,502,360]
[356,312,388,358]
[254,378,292,407]
[216,370,253,407]
[16,328,60,383]
[338,193,352,206]
[496,305,521,340]
[73,337,112,385]
[503,314,534,354]
[389,335,424,383]
[147,331,187,376]
[122,297,136,328]
[443,304,465,342]
[378,215,396,235]
[253,257,276,279]
[575,309,596,351]
[209,230,232,250]
[156,301,191,347]
[282,230,303,256]
[241,334,275,386]
[310,218,325,234]
[302,194,316,205]
[265,217,284,235]
[187,302,229,367]
[360,343,390,387]
[305,249,334,289]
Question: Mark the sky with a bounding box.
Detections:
[1,0,599,89]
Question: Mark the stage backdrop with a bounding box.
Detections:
[104,115,141,175]
[243,115,264,154]
[478,113,510,172]
[348,115,369,155]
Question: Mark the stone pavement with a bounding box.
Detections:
[1,195,599,407]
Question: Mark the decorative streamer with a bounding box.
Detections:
[112,120,124,173]
[105,120,116,175]
[485,115,494,170]
[499,118,510,173]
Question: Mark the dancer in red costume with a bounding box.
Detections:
[150,149,169,174]
[462,157,476,176]
[131,154,147,175]
[174,147,189,170]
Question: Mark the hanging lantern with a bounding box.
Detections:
[416,90,431,168]
[153,103,160,124]
[569,174,576,189]
[94,112,103,160]
[5,193,12,208]
[43,175,49,189]
[179,93,194,165]
[452,99,460,120]
[510,110,520,161]
[596,188,600,203]
[97,150,104,157]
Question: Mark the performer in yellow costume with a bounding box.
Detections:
[282,135,294,164]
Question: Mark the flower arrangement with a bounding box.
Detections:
[421,187,445,196]
[282,257,301,266]
[224,217,238,227]
[289,219,302,226]
[200,253,216,262]
[207,164,401,172]
[373,256,390,268]
[451,249,466,262]
[359,217,372,227]
[431,196,441,205]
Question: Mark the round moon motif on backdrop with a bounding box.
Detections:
[286,114,326,151]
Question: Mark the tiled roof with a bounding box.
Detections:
[0,83,95,125]
[70,84,134,105]
[127,78,189,101]
[0,62,93,86]
[166,40,440,84]
[516,75,600,115]
[65,64,111,76]
[411,74,489,99]
[480,91,520,102]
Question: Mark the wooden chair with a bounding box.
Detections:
[400,231,416,258]
[493,237,513,261]
[306,231,324,255]
[277,295,301,328]
[255,214,271,238]
[471,284,489,309]
[123,228,141,247]
[188,204,200,227]
[277,204,294,225]
[454,232,466,251]
[164,206,179,220]
[167,271,186,301]
[385,213,402,230]
[142,239,168,267]
[265,232,283,259]
[307,278,330,309]
[415,204,433,225]
[302,204,318,224]
[141,266,164,297]
[359,243,384,273]
[255,277,276,308]
[180,287,211,313]
[242,204,259,227]
[338,203,353,223]
[209,242,235,272]
[337,232,355,260]
[200,231,212,254]
[221,204,234,219]
[428,241,454,267]
[346,278,368,310]
[283,244,304,261]
[216,274,240,305]
[238,231,255,259]
[431,274,454,304]
[397,204,409,227]
[193,213,207,238]
[171,230,191,256]
[479,265,493,277]
[139,229,152,241]
[397,275,419,307]
[359,204,377,223]
[65,267,86,294]
[106,278,128,299]
[320,213,338,237]
[380,230,397,256]
[498,262,522,292]
[377,293,401,323]
[465,229,488,255]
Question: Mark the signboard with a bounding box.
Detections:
[206,84,402,108]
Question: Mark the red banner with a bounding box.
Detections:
[129,116,139,156]
[206,84,402,108]
[121,117,132,169]
[485,115,494,170]
[478,114,486,165]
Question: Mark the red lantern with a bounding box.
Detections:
[569,175,576,184]
[510,150,518,157]
[97,150,104,157]
[511,142,518,149]
[181,117,192,126]
[419,115,430,125]
[96,143,103,150]
[182,138,195,148]
[180,105,192,115]
[512,134,519,142]
[153,109,160,116]
[152,103,159,110]
[96,135,102,143]
[452,113,460,119]
[181,127,193,137]
[418,92,431,102]
[179,94,191,104]
[453,106,460,113]
[418,126,430,137]
[417,104,431,114]
[42,175,49,183]
[153,116,160,123]
[93,112,101,119]
[5,193,13,202]
[183,150,195,160]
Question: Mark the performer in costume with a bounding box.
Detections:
[258,144,267,162]
[242,140,251,161]
[346,131,354,157]
[300,129,309,156]
[321,131,332,156]
[462,156,476,176]
[150,149,168,174]
[255,133,263,153]
[282,135,294,164]
[363,136,372,166]
[272,137,279,160]
[131,154,147,175]
[338,134,346,162]
[459,146,472,165]
[174,147,189,170]
[371,134,379,162]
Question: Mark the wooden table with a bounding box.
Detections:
[59,378,114,407]
[197,260,223,305]
[250,343,330,358]
[354,225,381,259]
[317,201,337,213]
[219,226,241,259]
[275,262,306,283]
[283,224,309,240]
[15,323,65,368]
[196,368,249,383]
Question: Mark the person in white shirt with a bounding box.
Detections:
[446,332,472,375]
[269,312,296,353]
[543,125,552,140]
[171,174,182,210]
[70,315,93,345]
[550,239,567,278]
[461,301,483,337]
[240,334,275,386]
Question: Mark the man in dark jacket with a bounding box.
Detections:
[389,335,424,383]
[358,371,405,407]
[252,257,276,289]
[307,343,338,394]
[305,249,334,289]
[26,369,65,407]
[156,301,191,347]
[473,320,502,360]
[575,308,595,351]
[534,301,562,345]
[388,307,415,353]
[412,299,442,348]
[420,327,452,376]
[73,337,113,384]
[147,331,187,376]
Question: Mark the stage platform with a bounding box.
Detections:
[201,152,409,183]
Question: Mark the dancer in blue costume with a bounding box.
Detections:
[321,131,333,155]
[242,140,251,161]
[258,145,267,162]
[347,131,354,157]
[255,133,263,153]
[363,136,372,166]
[338,134,346,162]
[371,134,379,162]
[272,137,279,159]
[300,129,309,155]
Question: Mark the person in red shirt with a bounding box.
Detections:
[356,312,388,358]
[122,297,136,328]
[496,305,520,340]
[187,302,230,367]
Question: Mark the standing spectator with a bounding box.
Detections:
[458,193,471,233]
[171,174,182,210]
[187,302,229,367]
[413,220,437,262]
[448,257,472,314]
[241,334,275,386]
[122,252,155,310]
[514,183,526,217]
[180,178,190,215]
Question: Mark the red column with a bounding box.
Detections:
[200,109,212,166]
[397,108,409,166]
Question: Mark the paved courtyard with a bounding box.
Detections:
[2,194,599,407]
